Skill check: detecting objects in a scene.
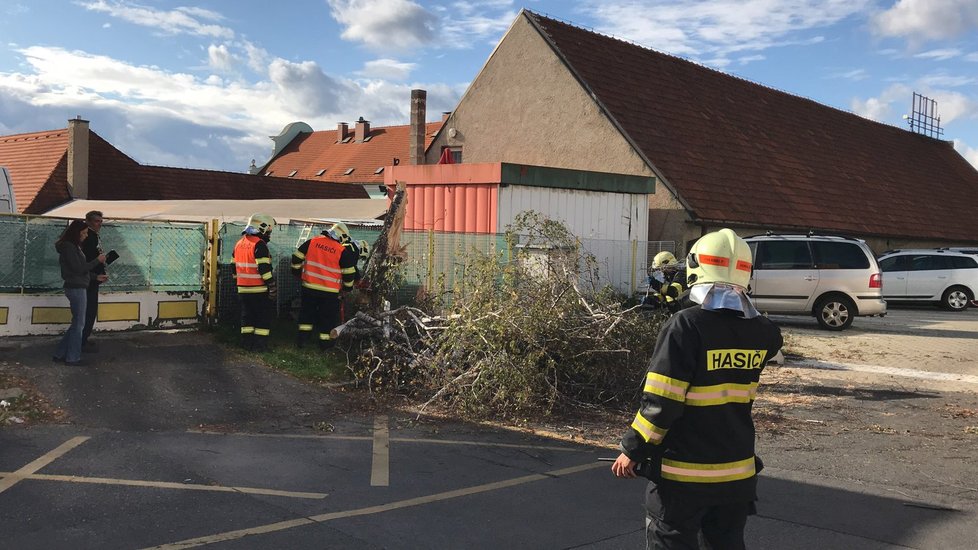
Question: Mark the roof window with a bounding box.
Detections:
[288,170,297,177]
[363,135,373,142]
[264,171,273,176]
[344,168,355,175]
[315,169,326,177]
[374,167,384,174]
[341,136,352,144]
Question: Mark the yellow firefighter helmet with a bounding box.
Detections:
[652,251,678,268]
[329,222,351,242]
[686,229,753,289]
[246,213,276,236]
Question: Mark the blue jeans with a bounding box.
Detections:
[55,287,87,362]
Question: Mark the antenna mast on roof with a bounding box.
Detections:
[903,92,943,139]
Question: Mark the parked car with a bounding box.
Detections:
[744,234,886,330]
[876,249,978,311]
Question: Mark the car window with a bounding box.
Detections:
[755,241,812,270]
[950,256,978,269]
[910,255,951,271]
[878,256,906,272]
[811,242,870,269]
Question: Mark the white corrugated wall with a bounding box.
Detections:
[497,186,649,293]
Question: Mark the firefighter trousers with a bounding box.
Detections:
[238,292,272,348]
[297,287,340,348]
[644,482,753,550]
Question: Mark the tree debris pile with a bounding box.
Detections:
[339,212,666,420]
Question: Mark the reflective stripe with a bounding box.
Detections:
[631,411,667,444]
[304,270,342,283]
[685,382,758,406]
[240,326,255,334]
[341,266,356,274]
[293,251,306,260]
[660,457,756,483]
[306,261,342,273]
[298,324,314,331]
[236,273,263,279]
[254,328,270,336]
[343,280,354,288]
[236,262,259,268]
[237,286,268,294]
[319,333,331,341]
[291,262,303,269]
[234,236,267,288]
[261,272,273,280]
[302,281,340,293]
[255,257,271,265]
[643,372,689,402]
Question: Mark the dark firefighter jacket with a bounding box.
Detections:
[620,305,783,503]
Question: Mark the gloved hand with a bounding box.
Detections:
[267,282,278,301]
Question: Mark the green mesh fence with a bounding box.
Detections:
[0,214,207,294]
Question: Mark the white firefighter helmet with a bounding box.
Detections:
[356,239,370,260]
[328,222,351,242]
[651,251,678,268]
[686,228,753,289]
[246,213,276,236]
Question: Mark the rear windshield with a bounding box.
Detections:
[811,242,870,269]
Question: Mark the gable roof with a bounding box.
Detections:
[0,129,71,213]
[0,127,368,214]
[261,122,442,184]
[525,11,978,243]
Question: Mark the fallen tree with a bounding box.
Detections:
[338,211,666,420]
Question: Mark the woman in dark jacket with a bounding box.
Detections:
[54,220,106,366]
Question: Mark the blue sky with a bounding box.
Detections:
[1,0,976,172]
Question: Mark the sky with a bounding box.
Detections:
[1,0,976,173]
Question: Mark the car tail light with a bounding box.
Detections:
[869,273,882,288]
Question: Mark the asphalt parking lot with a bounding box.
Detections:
[2,309,977,548]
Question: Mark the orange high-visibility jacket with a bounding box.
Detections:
[233,235,273,293]
[293,235,356,293]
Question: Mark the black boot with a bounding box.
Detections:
[296,332,310,349]
[253,337,269,352]
[241,333,254,351]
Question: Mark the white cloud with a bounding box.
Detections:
[79,0,234,39]
[953,139,978,169]
[872,0,978,43]
[358,58,417,80]
[918,73,975,88]
[913,48,962,60]
[207,44,233,72]
[0,45,465,170]
[850,83,910,122]
[737,54,765,65]
[327,0,436,51]
[585,0,871,64]
[965,52,978,62]
[829,68,869,81]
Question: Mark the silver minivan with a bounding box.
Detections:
[744,234,887,330]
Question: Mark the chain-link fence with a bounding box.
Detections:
[0,214,207,294]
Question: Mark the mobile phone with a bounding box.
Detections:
[105,250,120,265]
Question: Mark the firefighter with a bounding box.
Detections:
[232,213,277,351]
[291,222,359,350]
[612,228,783,549]
[646,251,689,313]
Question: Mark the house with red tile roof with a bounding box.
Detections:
[426,10,978,253]
[257,91,444,197]
[0,118,367,215]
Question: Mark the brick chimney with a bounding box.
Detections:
[354,117,370,142]
[67,117,89,199]
[337,122,348,142]
[409,89,427,165]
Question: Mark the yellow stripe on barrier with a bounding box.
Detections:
[157,301,197,320]
[98,302,140,322]
[0,307,7,325]
[32,307,72,324]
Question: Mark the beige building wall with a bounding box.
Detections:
[426,12,694,245]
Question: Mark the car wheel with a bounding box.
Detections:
[941,286,972,312]
[815,295,856,331]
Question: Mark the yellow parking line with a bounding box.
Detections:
[0,436,89,494]
[144,461,605,549]
[186,430,371,442]
[371,415,390,487]
[23,473,327,499]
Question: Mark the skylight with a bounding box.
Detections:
[374,167,384,174]
[315,169,326,176]
[344,168,355,175]
[288,170,297,177]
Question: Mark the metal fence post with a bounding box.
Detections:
[630,239,638,296]
[205,218,219,321]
